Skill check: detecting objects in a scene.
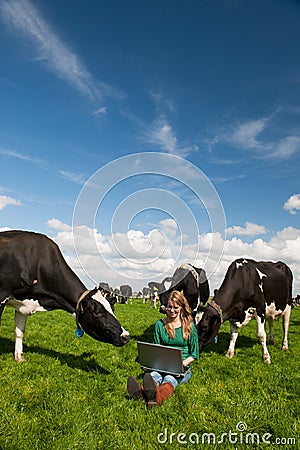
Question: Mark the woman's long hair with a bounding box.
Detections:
[165,290,193,340]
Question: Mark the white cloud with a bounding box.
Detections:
[47,218,71,231]
[0,147,86,184]
[274,226,300,241]
[226,222,267,236]
[159,218,178,236]
[149,91,176,114]
[0,195,22,210]
[145,116,195,157]
[92,107,107,116]
[0,0,121,101]
[140,93,198,157]
[217,112,300,159]
[0,147,42,164]
[47,219,300,295]
[284,194,300,215]
[273,136,300,158]
[230,119,267,149]
[56,225,111,256]
[112,229,173,261]
[59,170,86,185]
[145,119,179,154]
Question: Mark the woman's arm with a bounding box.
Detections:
[185,324,200,364]
[152,320,163,344]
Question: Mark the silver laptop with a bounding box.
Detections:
[137,341,186,376]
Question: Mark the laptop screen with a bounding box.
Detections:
[137,341,185,376]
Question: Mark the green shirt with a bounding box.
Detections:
[152,319,199,361]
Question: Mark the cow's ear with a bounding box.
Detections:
[88,297,106,316]
[78,296,92,313]
[82,294,102,314]
[209,311,222,331]
[212,316,221,327]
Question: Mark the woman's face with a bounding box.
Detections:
[167,300,181,320]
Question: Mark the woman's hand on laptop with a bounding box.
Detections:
[183,357,195,367]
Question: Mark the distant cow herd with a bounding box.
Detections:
[0,230,296,364]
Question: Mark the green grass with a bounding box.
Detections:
[0,300,299,450]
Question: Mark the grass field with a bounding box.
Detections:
[0,299,299,450]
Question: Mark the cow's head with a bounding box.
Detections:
[196,303,222,351]
[76,288,130,347]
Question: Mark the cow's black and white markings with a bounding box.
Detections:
[156,263,210,313]
[0,230,130,361]
[98,282,118,307]
[196,258,293,364]
[119,285,132,304]
[142,287,151,304]
[147,277,172,309]
[292,294,300,307]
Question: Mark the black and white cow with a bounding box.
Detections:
[157,264,210,313]
[0,230,130,361]
[196,258,293,364]
[98,282,118,307]
[292,294,300,307]
[142,287,151,305]
[113,287,121,301]
[120,285,132,304]
[98,282,112,295]
[147,278,172,309]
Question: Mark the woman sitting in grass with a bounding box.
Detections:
[127,290,199,409]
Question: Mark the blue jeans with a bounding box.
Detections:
[149,367,192,389]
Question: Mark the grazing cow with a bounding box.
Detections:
[148,277,172,309]
[292,294,300,307]
[196,258,293,364]
[0,230,130,361]
[113,287,121,301]
[98,282,118,307]
[142,287,151,305]
[120,285,132,304]
[157,264,210,313]
[98,282,112,295]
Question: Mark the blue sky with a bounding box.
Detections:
[0,0,300,294]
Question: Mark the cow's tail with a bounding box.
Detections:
[0,298,9,321]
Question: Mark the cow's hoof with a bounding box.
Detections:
[268,338,275,346]
[14,353,26,362]
[225,351,234,359]
[263,355,271,365]
[281,344,288,351]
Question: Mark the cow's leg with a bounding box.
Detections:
[256,315,271,364]
[281,304,291,351]
[14,310,27,362]
[226,322,238,359]
[268,317,275,346]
